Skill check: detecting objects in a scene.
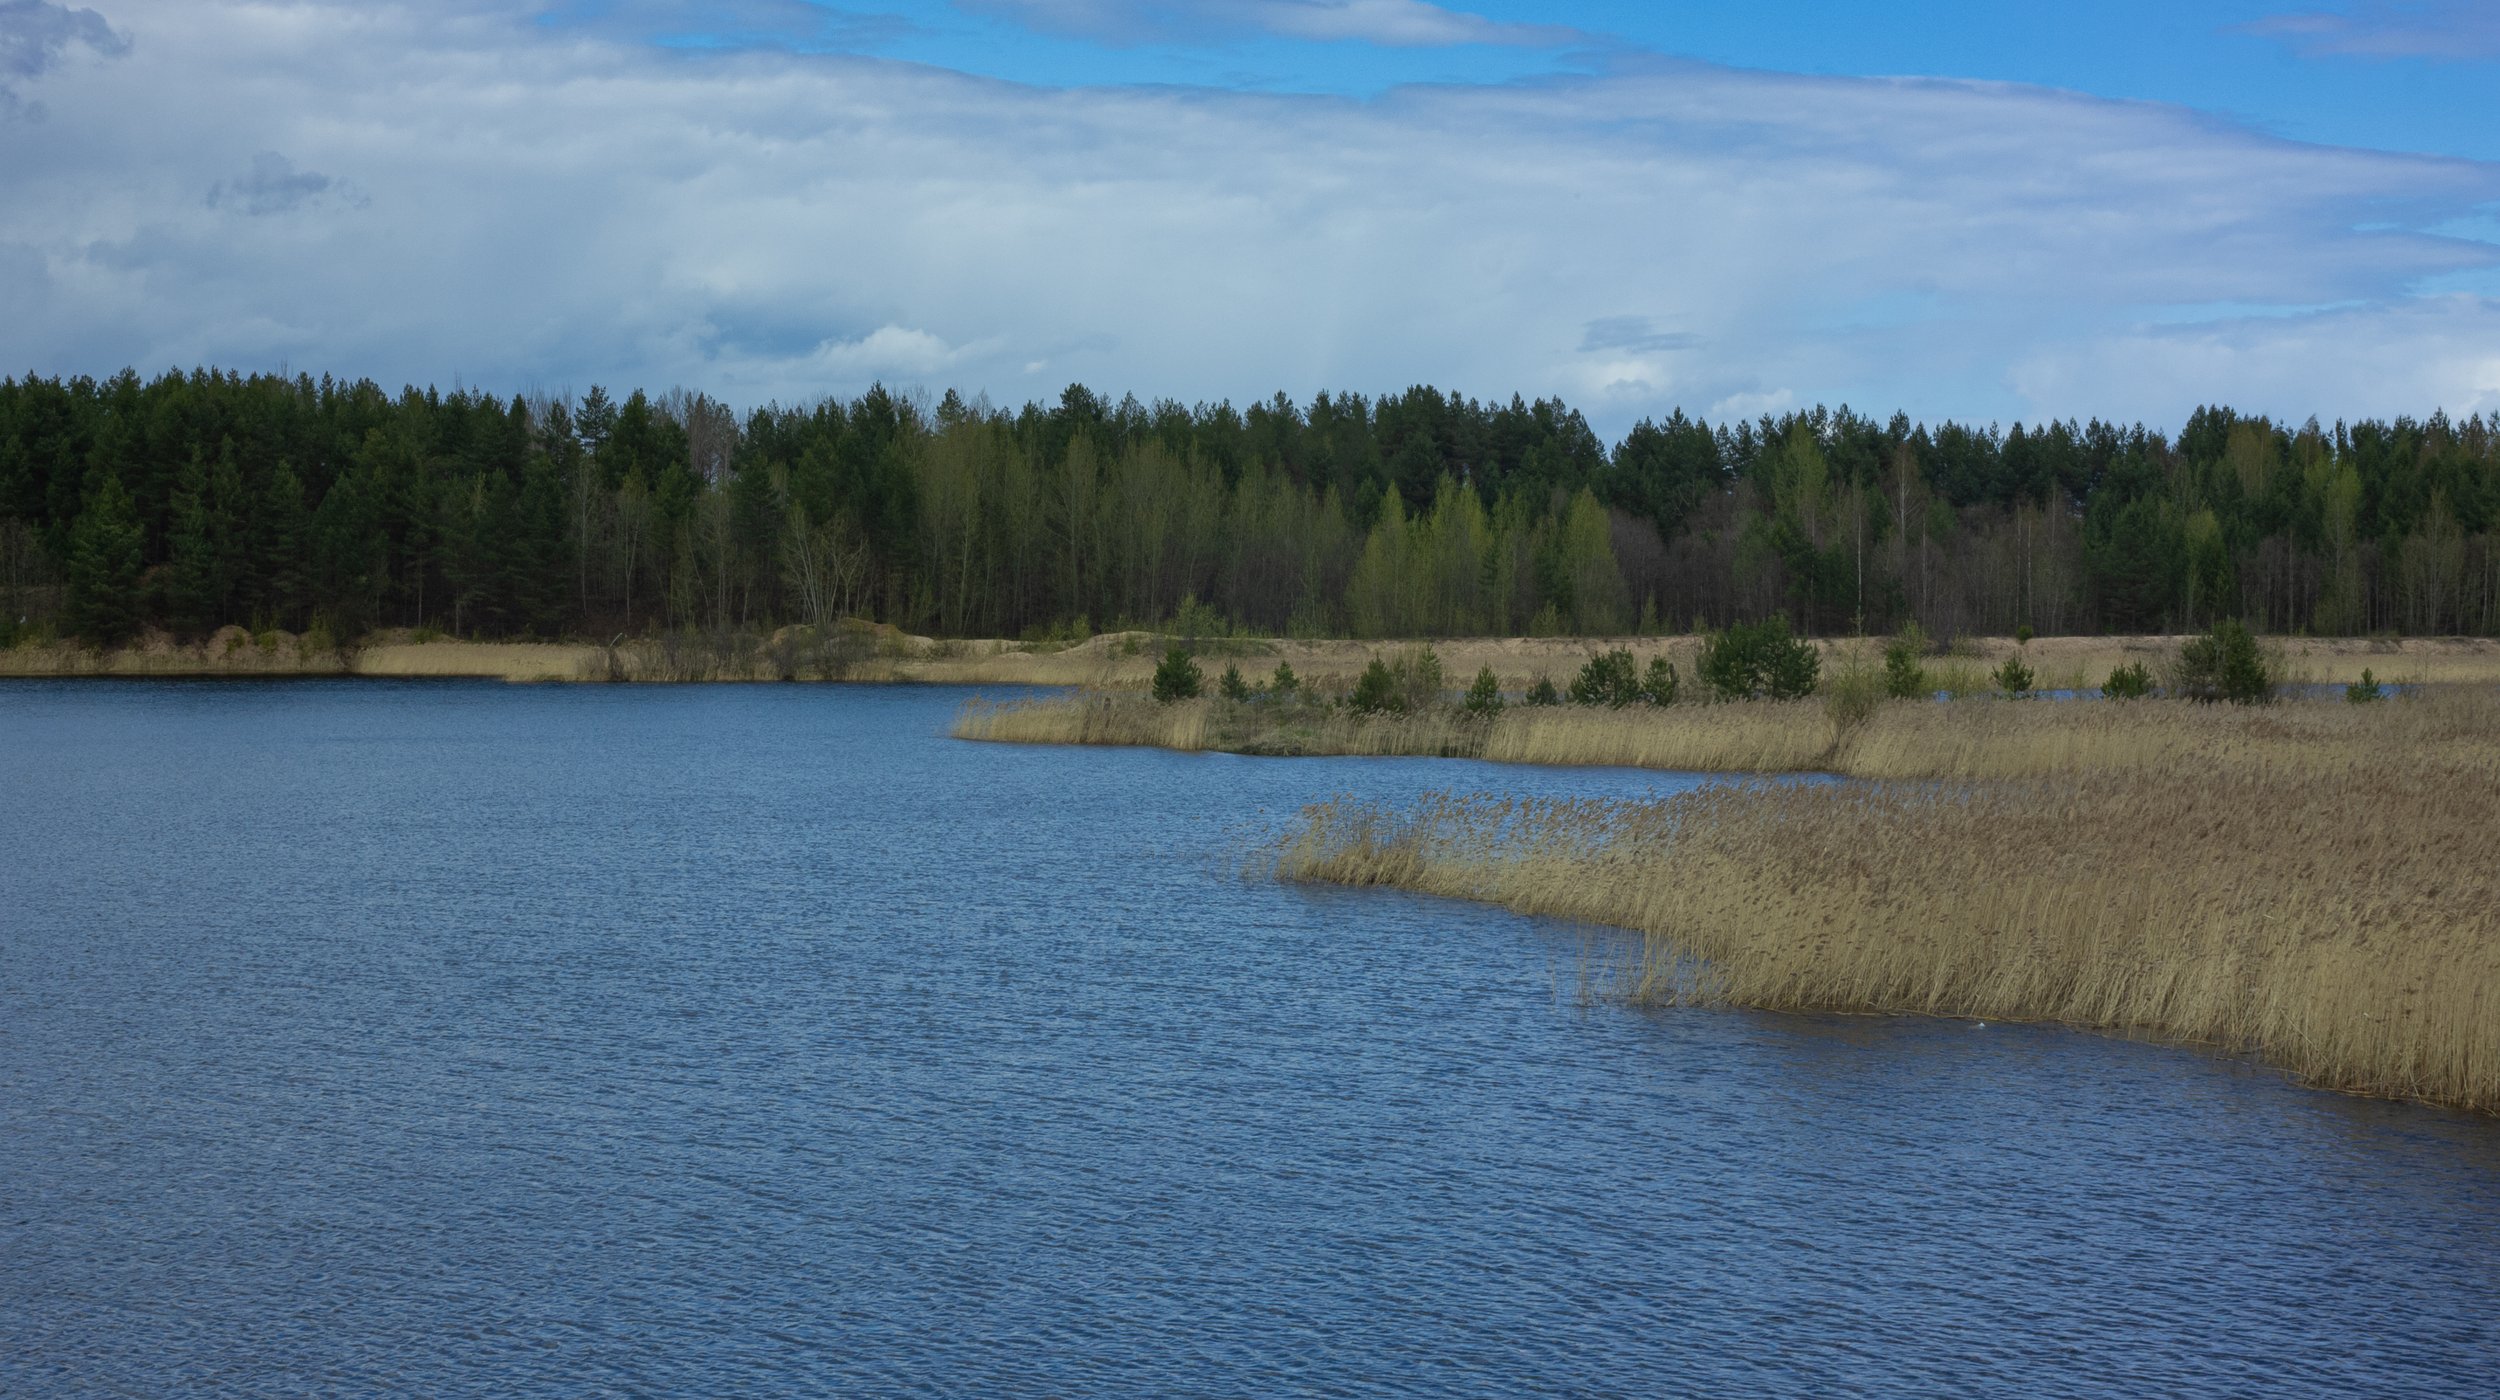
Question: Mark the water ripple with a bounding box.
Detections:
[2,680,2496,1397]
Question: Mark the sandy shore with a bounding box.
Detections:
[5,625,2496,688]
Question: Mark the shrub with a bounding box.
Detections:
[1993,653,2035,696]
[1388,645,1445,710]
[2347,668,2384,704]
[2014,624,2035,645]
[1697,617,1820,701]
[2103,661,2154,700]
[1217,662,1251,702]
[1350,657,1404,714]
[1271,661,1300,698]
[1568,648,1643,707]
[1823,647,1887,731]
[1642,656,1679,707]
[1463,666,1504,718]
[1172,594,1229,641]
[1151,645,1203,702]
[1525,674,1560,706]
[1883,623,1929,699]
[2174,618,2272,705]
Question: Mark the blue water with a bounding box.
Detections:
[3,681,2497,1398]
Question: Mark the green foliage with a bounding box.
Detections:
[1350,656,1404,714]
[1993,652,2035,696]
[1642,656,1679,706]
[9,369,2500,650]
[2174,618,2272,705]
[1463,666,1504,717]
[1151,645,1202,703]
[1882,622,1929,699]
[2347,668,2384,704]
[2014,624,2035,645]
[2103,661,2154,700]
[1525,674,1560,706]
[1697,616,1821,701]
[65,475,145,647]
[1172,594,1229,641]
[1270,661,1300,698]
[1388,645,1445,710]
[1568,648,1644,707]
[1824,647,1888,730]
[1217,662,1251,702]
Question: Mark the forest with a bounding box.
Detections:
[3,367,2497,647]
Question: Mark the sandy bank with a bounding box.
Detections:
[6,627,2497,687]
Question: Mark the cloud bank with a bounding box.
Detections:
[1,0,2496,431]
[2251,2,2500,61]
[963,0,1583,49]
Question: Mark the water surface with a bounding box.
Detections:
[3,680,2496,1397]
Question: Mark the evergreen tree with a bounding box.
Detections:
[64,473,144,645]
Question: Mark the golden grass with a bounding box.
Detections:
[957,684,2500,784]
[1482,701,1839,772]
[1274,702,2500,1112]
[954,694,1491,757]
[13,629,2500,688]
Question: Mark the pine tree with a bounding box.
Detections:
[65,473,144,645]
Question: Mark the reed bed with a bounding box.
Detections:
[954,694,1492,757]
[957,686,2500,782]
[1273,713,2500,1113]
[1483,701,1838,772]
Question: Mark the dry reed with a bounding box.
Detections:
[957,685,2500,783]
[1273,697,2500,1113]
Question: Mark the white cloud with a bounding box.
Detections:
[1709,389,1796,422]
[0,2,2496,432]
[963,0,1580,49]
[2249,2,2500,61]
[807,324,998,376]
[2011,294,2500,423]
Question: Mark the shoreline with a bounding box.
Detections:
[8,628,2499,688]
[1268,690,2500,1115]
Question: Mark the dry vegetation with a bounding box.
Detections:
[956,680,2500,780]
[1272,690,2500,1113]
[10,628,2500,688]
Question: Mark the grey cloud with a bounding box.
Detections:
[206,152,343,216]
[0,0,128,118]
[962,0,1583,48]
[3,1,2498,429]
[2246,2,2500,60]
[535,0,916,50]
[1580,317,1698,354]
[0,0,126,77]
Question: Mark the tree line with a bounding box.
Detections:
[3,367,2497,646]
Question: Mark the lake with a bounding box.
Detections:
[4,680,2496,1397]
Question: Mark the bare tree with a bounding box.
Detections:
[783,506,870,629]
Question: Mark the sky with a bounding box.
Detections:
[2,0,2496,433]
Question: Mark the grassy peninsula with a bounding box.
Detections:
[963,629,2500,1113]
[1269,690,2500,1114]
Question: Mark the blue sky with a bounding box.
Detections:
[617,0,2500,161]
[4,1,2497,430]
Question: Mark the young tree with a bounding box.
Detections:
[1641,655,1679,706]
[1350,656,1403,714]
[1152,644,1203,702]
[1463,665,1504,717]
[1568,648,1643,706]
[1697,617,1821,700]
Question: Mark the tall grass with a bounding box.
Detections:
[954,694,1488,757]
[1270,690,2500,1112]
[1275,740,2500,1112]
[957,686,2500,781]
